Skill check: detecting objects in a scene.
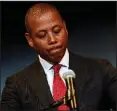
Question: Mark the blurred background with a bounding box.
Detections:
[1,1,116,93]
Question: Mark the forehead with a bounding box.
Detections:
[28,11,63,31]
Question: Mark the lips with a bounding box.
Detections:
[50,47,61,54]
[48,45,63,55]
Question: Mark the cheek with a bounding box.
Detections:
[60,33,68,46]
[33,39,47,51]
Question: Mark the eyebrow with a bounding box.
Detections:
[52,25,60,30]
[36,29,46,34]
[35,24,61,34]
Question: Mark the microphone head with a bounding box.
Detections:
[63,69,76,79]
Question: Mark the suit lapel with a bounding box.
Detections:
[69,52,88,109]
[27,58,54,110]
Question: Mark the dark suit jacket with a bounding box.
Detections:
[1,52,117,111]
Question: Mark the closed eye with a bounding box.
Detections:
[35,31,47,38]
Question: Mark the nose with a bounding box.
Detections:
[48,33,57,45]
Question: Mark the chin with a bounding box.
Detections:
[48,48,66,64]
[51,53,64,64]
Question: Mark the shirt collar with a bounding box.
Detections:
[59,49,69,68]
[38,48,69,71]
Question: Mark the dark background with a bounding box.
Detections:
[1,1,116,93]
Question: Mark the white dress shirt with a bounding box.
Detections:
[38,49,69,95]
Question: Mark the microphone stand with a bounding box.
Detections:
[64,77,77,110]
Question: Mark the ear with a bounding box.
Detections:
[25,33,34,48]
[63,20,68,36]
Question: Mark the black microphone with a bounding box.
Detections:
[40,96,71,110]
[63,70,77,109]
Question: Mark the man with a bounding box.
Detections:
[1,3,117,111]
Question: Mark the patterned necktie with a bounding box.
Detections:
[52,64,70,110]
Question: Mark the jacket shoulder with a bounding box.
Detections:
[6,59,39,82]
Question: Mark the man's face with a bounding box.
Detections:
[25,11,68,64]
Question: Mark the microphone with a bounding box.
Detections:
[40,70,77,110]
[40,96,71,110]
[63,70,77,109]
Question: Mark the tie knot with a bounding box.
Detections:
[52,64,62,74]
